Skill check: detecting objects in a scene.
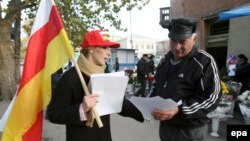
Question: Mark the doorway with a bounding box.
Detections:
[206,46,227,70]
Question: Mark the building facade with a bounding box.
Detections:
[168,0,250,70]
[110,48,136,71]
[156,39,170,63]
[109,33,157,70]
[114,34,157,59]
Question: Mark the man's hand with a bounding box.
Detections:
[152,107,179,121]
[82,94,99,112]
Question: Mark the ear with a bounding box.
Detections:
[192,34,197,42]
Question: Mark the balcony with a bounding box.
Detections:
[159,7,170,28]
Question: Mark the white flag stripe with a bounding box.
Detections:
[0,95,16,132]
[31,0,54,35]
[0,0,56,133]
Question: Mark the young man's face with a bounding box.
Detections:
[143,56,148,61]
[170,34,196,60]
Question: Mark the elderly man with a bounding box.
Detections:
[150,18,222,141]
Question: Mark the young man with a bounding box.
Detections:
[150,18,222,141]
[135,54,148,97]
[234,54,250,93]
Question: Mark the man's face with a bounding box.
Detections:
[170,34,196,60]
[143,56,148,61]
[237,57,244,64]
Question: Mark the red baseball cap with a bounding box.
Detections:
[80,30,120,48]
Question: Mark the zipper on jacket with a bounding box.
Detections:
[164,81,168,88]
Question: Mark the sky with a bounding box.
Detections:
[108,0,170,41]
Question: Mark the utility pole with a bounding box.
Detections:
[130,11,133,49]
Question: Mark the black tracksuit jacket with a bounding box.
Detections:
[150,46,222,128]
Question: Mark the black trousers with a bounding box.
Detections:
[160,123,208,141]
[135,77,146,97]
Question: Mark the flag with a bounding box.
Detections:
[1,0,74,140]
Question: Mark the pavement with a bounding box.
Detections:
[0,100,246,141]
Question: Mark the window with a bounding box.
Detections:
[210,21,229,35]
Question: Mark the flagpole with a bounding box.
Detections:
[71,57,103,128]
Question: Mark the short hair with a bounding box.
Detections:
[149,55,155,59]
[238,54,248,62]
[80,48,89,56]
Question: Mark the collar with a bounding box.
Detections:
[77,53,105,76]
[170,58,182,65]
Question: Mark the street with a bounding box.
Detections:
[0,101,245,141]
[42,114,160,141]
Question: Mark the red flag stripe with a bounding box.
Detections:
[19,6,63,93]
[19,5,64,140]
[22,111,43,141]
[1,0,74,140]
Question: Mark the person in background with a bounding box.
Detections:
[105,59,112,73]
[227,54,237,78]
[113,57,120,72]
[47,30,143,141]
[147,54,155,94]
[105,61,110,73]
[135,54,148,97]
[51,68,63,94]
[234,54,250,93]
[150,18,221,141]
[148,55,155,74]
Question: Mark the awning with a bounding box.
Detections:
[219,5,250,21]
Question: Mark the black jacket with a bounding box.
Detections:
[148,59,155,74]
[47,67,143,141]
[136,58,148,80]
[234,61,250,92]
[151,46,221,128]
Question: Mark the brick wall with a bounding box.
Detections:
[170,0,250,19]
[169,0,250,49]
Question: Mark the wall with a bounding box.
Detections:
[168,0,250,69]
[111,49,136,71]
[115,38,128,49]
[170,0,250,18]
[170,0,250,49]
[227,16,250,59]
[113,34,157,59]
[133,38,157,58]
[156,40,170,63]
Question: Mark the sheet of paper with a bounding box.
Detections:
[91,72,128,116]
[129,96,178,120]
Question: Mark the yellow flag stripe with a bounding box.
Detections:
[2,29,73,140]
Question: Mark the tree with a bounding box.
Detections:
[0,0,35,101]
[0,0,150,101]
